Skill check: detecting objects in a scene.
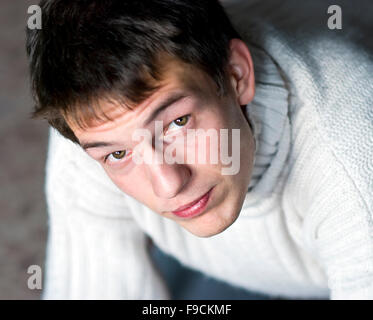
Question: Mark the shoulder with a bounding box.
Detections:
[245,3,373,216]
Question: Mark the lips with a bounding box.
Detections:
[171,188,213,219]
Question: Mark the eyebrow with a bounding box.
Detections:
[143,92,188,126]
[80,92,188,151]
[81,141,117,150]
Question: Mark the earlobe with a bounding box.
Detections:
[228,39,255,106]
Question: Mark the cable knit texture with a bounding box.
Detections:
[42,0,373,299]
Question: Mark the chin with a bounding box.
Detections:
[181,207,241,238]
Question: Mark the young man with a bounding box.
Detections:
[26,0,373,299]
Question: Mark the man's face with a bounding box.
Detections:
[70,53,255,237]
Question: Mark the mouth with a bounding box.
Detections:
[171,187,213,219]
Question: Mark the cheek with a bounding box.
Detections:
[105,168,153,203]
[193,114,227,164]
[239,129,255,188]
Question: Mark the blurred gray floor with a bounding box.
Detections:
[0,0,48,299]
[150,244,271,300]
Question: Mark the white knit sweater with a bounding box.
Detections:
[42,2,373,300]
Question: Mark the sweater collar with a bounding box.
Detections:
[242,45,291,207]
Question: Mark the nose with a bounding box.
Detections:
[135,137,191,199]
[144,160,191,199]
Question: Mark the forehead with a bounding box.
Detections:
[67,58,217,134]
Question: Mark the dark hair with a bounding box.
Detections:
[26,0,241,143]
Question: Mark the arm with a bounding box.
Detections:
[309,154,373,299]
[290,122,373,300]
[42,129,169,299]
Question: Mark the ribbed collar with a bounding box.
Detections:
[242,45,291,208]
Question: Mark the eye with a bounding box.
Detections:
[105,150,127,163]
[167,115,190,131]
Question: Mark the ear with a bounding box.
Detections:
[227,39,255,105]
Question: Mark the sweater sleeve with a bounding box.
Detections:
[287,116,373,300]
[310,159,373,300]
[41,129,169,299]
